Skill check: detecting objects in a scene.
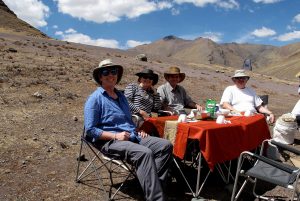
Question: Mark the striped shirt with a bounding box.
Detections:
[124,83,162,115]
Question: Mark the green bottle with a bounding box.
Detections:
[205,99,216,119]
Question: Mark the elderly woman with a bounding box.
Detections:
[124,69,161,119]
[220,69,275,123]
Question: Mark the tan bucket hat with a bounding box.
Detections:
[164,66,185,83]
[232,69,250,78]
[93,59,123,85]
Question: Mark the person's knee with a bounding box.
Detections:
[162,139,173,153]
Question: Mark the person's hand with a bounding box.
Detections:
[150,86,157,95]
[268,113,275,124]
[115,131,130,141]
[138,130,148,139]
[139,83,144,88]
[139,109,149,119]
[195,104,202,111]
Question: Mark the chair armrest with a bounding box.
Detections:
[242,151,296,174]
[270,140,300,155]
[157,110,173,116]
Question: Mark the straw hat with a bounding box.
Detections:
[135,69,159,85]
[232,69,250,78]
[296,72,300,78]
[93,59,123,85]
[164,66,185,83]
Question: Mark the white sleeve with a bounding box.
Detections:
[292,100,300,116]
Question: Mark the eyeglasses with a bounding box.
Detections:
[234,77,248,81]
[101,68,118,76]
[141,75,154,80]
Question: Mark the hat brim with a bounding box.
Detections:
[232,75,250,78]
[136,72,159,85]
[164,73,185,83]
[93,64,123,85]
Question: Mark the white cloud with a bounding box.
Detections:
[55,31,64,36]
[253,0,282,4]
[235,34,254,44]
[293,14,300,23]
[251,27,276,37]
[202,32,223,42]
[276,31,300,42]
[54,0,172,24]
[174,0,239,9]
[65,28,77,34]
[53,25,58,29]
[126,40,151,48]
[3,0,50,27]
[55,29,120,49]
[171,8,180,15]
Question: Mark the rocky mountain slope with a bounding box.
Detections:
[132,35,300,81]
[0,0,48,38]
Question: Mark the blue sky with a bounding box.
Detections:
[3,0,300,49]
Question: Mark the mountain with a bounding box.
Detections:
[132,35,300,81]
[0,0,48,38]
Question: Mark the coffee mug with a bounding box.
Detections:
[216,115,225,124]
[178,114,187,123]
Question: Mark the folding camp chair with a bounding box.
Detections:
[75,128,137,200]
[231,139,300,201]
[259,95,269,108]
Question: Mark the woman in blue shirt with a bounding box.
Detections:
[84,59,172,201]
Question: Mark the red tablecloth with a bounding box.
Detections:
[142,114,271,170]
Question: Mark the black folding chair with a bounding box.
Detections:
[231,139,300,201]
[75,128,137,201]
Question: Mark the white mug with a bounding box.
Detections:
[178,114,187,123]
[216,115,225,124]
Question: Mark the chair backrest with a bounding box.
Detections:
[259,95,269,107]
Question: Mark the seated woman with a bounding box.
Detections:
[220,69,275,123]
[124,69,161,119]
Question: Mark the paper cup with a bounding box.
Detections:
[178,114,187,123]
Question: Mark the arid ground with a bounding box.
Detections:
[0,33,300,201]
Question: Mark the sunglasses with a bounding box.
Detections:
[101,68,118,76]
[141,75,154,80]
[234,77,248,81]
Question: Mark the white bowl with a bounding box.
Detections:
[219,109,230,116]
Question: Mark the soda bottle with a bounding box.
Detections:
[205,99,216,119]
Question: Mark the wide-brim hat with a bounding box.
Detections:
[135,69,159,85]
[93,59,123,85]
[296,71,300,78]
[164,66,185,83]
[232,69,250,79]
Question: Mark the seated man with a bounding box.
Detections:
[220,69,275,123]
[157,66,202,114]
[84,59,173,201]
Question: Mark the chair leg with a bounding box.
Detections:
[76,139,138,200]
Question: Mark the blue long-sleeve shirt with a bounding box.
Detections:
[84,87,140,142]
